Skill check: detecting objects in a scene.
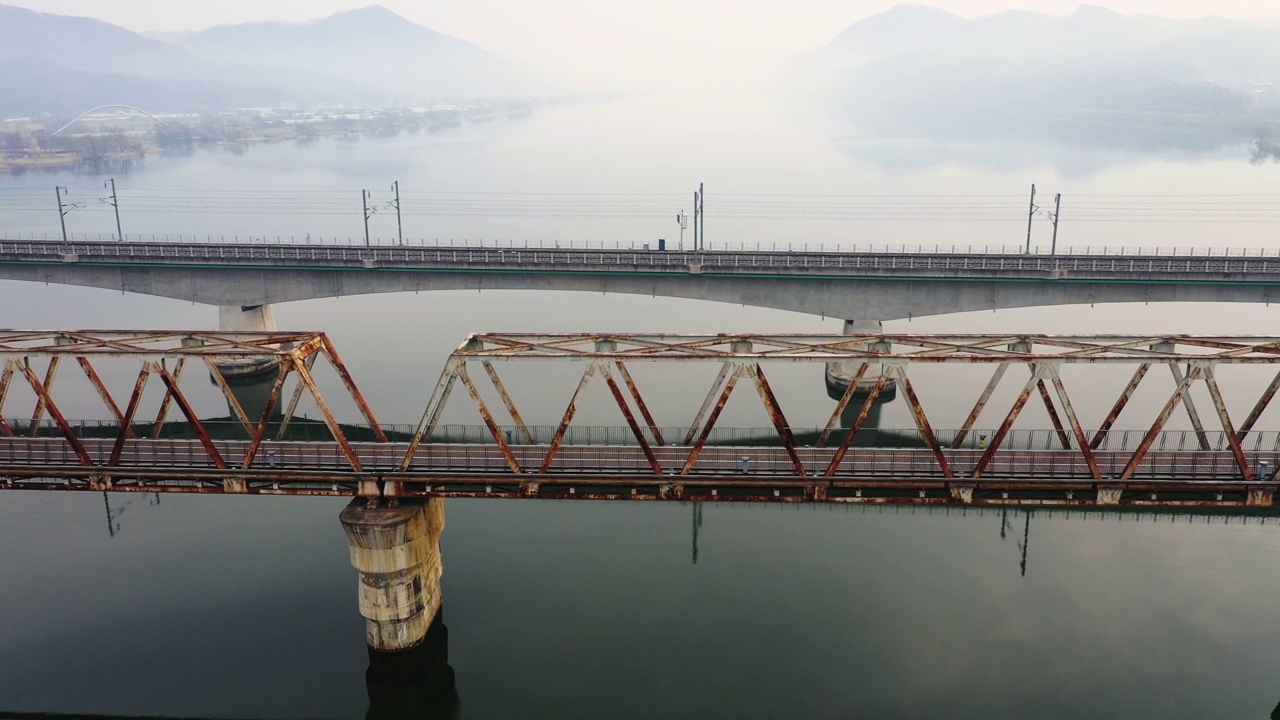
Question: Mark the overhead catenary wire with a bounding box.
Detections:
[5,188,1280,224]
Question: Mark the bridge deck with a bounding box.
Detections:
[4,239,1279,282]
[2,438,1274,509]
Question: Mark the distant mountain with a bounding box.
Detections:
[0,4,197,77]
[821,5,964,66]
[801,4,1280,148]
[0,3,534,117]
[181,5,542,100]
[0,57,352,117]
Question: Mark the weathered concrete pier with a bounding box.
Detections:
[340,498,446,651]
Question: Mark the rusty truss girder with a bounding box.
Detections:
[0,330,384,491]
[3,331,1280,509]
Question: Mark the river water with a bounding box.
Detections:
[2,90,1280,719]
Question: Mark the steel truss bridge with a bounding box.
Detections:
[1,330,1280,509]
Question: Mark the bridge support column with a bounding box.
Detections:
[826,320,897,434]
[340,498,446,652]
[216,305,283,420]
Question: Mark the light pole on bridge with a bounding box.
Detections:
[362,189,374,247]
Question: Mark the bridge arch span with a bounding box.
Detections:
[52,105,177,136]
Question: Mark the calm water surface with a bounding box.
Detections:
[2,91,1280,718]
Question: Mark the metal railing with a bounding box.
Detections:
[3,238,1277,278]
[12,419,1280,454]
[3,232,1280,258]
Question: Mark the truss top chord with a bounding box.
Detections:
[450,333,1280,364]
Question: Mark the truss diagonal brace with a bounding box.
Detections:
[15,358,91,466]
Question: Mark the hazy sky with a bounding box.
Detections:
[9,1,1280,85]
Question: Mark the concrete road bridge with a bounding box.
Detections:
[0,238,1278,325]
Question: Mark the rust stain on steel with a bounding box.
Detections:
[953,362,1009,448]
[291,352,363,472]
[320,335,387,443]
[15,359,92,466]
[1090,363,1149,449]
[156,365,227,470]
[684,362,732,446]
[540,363,596,474]
[1236,368,1280,441]
[897,373,953,479]
[482,360,535,445]
[150,357,185,439]
[107,365,152,467]
[971,374,1038,479]
[202,358,256,436]
[240,362,291,470]
[615,361,664,446]
[0,365,14,437]
[1036,379,1072,450]
[753,364,807,477]
[400,363,460,472]
[1119,371,1196,481]
[1203,371,1253,481]
[1050,374,1101,481]
[824,375,889,477]
[76,357,132,437]
[276,353,317,440]
[601,363,664,476]
[27,356,60,437]
[818,362,869,448]
[680,367,744,476]
[457,364,523,474]
[1168,362,1211,451]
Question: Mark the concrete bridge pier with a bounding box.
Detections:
[340,498,446,652]
[215,304,283,419]
[826,320,898,436]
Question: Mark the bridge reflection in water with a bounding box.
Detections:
[0,614,459,720]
